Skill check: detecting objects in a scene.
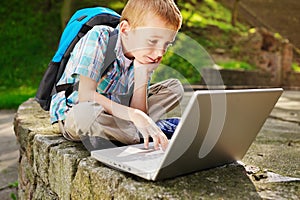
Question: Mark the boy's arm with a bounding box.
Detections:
[78,75,134,121]
[130,65,149,113]
[130,60,159,113]
[78,75,168,150]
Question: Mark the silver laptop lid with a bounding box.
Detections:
[154,88,283,180]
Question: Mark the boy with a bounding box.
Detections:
[50,0,183,151]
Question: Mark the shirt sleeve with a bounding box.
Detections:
[71,26,110,83]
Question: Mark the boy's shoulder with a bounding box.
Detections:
[89,25,117,36]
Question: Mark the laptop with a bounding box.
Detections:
[91,88,283,181]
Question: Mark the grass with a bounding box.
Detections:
[0,87,37,109]
[0,0,128,109]
[0,0,61,109]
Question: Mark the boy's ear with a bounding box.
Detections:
[119,20,131,35]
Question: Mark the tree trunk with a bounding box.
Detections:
[61,0,72,29]
[231,0,240,27]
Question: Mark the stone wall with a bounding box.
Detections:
[14,98,262,199]
[284,71,300,88]
[204,25,300,88]
[201,68,274,87]
[201,67,300,88]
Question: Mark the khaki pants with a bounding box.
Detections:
[59,79,184,149]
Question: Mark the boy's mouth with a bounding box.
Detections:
[148,57,161,63]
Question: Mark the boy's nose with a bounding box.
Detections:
[153,48,165,58]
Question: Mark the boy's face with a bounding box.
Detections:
[120,14,178,64]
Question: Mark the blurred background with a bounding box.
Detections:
[1,0,299,109]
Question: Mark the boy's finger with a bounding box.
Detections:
[152,136,159,150]
[159,135,169,151]
[144,136,149,149]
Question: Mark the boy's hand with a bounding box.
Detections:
[133,59,160,79]
[130,109,169,151]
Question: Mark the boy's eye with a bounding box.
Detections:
[147,40,174,50]
[148,39,158,46]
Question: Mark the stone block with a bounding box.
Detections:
[33,135,66,185]
[48,142,88,199]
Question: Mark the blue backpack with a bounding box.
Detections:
[35,7,120,111]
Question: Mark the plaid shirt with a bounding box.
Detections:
[50,25,134,123]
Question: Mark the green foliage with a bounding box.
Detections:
[153,52,200,84]
[108,1,126,11]
[292,62,300,72]
[217,60,256,70]
[10,193,17,200]
[69,0,125,15]
[152,32,216,84]
[0,180,18,200]
[8,181,18,188]
[179,0,248,33]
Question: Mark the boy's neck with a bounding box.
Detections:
[121,39,134,60]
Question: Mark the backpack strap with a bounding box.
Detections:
[57,28,119,104]
[101,28,118,76]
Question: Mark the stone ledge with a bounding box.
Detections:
[14,98,262,199]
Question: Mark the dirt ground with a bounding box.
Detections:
[0,110,18,200]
